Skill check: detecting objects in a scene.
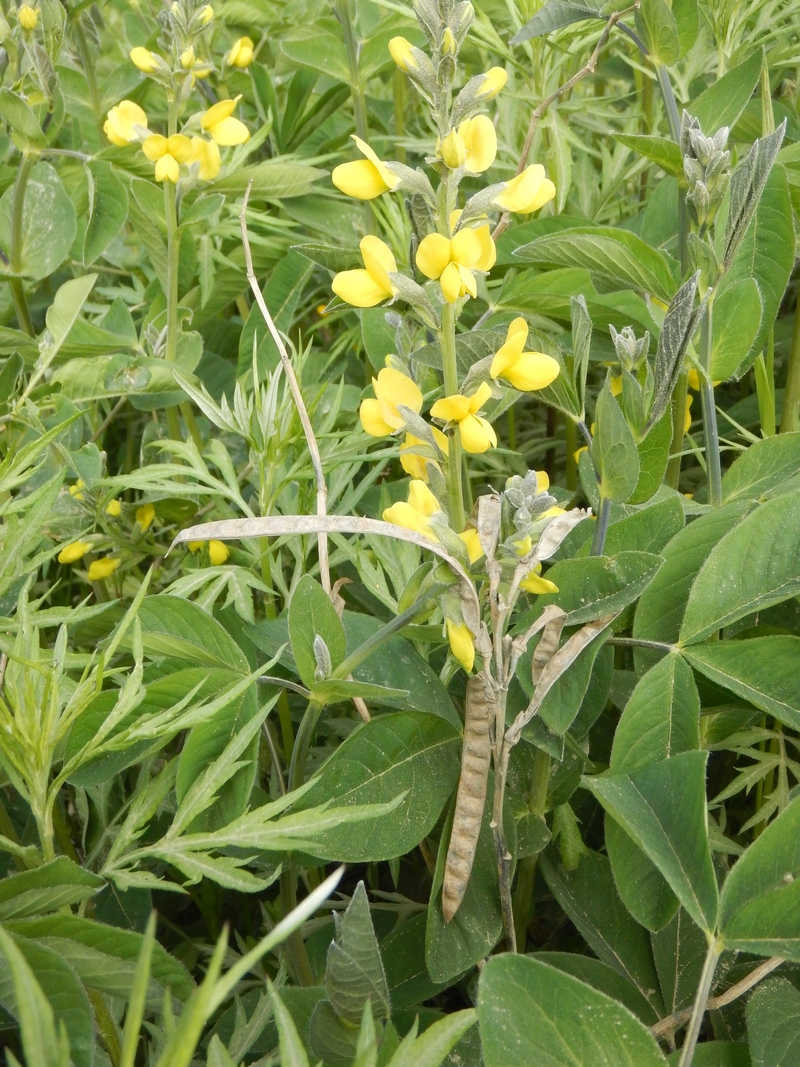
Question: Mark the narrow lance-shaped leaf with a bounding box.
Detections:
[724,121,786,267]
[571,294,592,414]
[649,272,702,430]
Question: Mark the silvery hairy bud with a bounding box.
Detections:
[681,110,730,232]
[609,325,649,372]
[449,1,474,45]
[313,635,332,681]
[413,0,443,47]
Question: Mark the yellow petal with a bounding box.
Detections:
[450,227,482,268]
[208,540,230,565]
[155,154,180,182]
[400,435,430,481]
[136,502,155,531]
[416,233,451,280]
[536,470,550,492]
[440,130,467,169]
[130,46,158,73]
[383,501,438,540]
[457,264,477,300]
[469,381,493,412]
[684,394,693,434]
[431,394,471,422]
[526,177,557,213]
[460,115,497,174]
[520,570,559,594]
[459,414,496,454]
[105,499,122,517]
[446,619,475,672]
[374,367,423,426]
[18,5,38,30]
[58,541,91,564]
[360,235,396,292]
[142,134,167,161]
[440,262,464,304]
[459,528,484,564]
[188,541,202,553]
[360,398,393,436]
[687,368,701,391]
[332,269,389,308]
[207,116,249,145]
[474,224,497,271]
[167,135,192,163]
[202,98,238,128]
[190,136,221,181]
[476,67,508,99]
[502,352,560,392]
[228,37,255,67]
[388,36,417,73]
[87,557,121,581]
[514,535,532,556]
[408,479,441,517]
[433,427,449,455]
[508,317,529,347]
[494,164,551,213]
[332,159,389,200]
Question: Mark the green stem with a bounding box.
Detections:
[678,939,722,1067]
[287,699,323,795]
[565,419,578,491]
[441,302,465,529]
[780,291,800,432]
[699,299,722,507]
[73,19,102,121]
[513,748,551,949]
[335,0,374,235]
[667,369,689,488]
[655,64,681,142]
[590,496,611,556]
[393,68,406,165]
[279,866,315,986]
[754,333,776,437]
[9,152,36,337]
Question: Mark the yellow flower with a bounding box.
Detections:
[142,133,193,182]
[440,115,497,174]
[227,36,255,67]
[332,235,397,308]
[416,228,488,304]
[610,374,623,397]
[431,382,497,454]
[494,164,556,214]
[359,367,423,436]
[130,47,159,74]
[520,563,559,595]
[197,4,214,24]
[383,480,442,541]
[490,318,560,392]
[69,480,86,501]
[442,28,456,55]
[332,136,400,200]
[188,541,203,552]
[684,393,693,434]
[190,136,221,180]
[446,619,475,672]
[87,557,121,581]
[476,67,508,100]
[209,540,229,565]
[687,368,721,390]
[105,499,122,517]
[200,97,249,146]
[18,5,38,31]
[459,528,484,564]
[104,100,148,146]
[58,541,91,564]
[399,429,449,481]
[136,503,155,531]
[388,36,417,73]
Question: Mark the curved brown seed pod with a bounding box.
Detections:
[442,672,494,922]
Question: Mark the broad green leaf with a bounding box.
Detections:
[289,574,346,689]
[722,432,800,502]
[615,134,683,176]
[0,162,76,281]
[0,927,62,1067]
[690,51,762,132]
[518,627,609,736]
[478,954,667,1067]
[630,410,673,504]
[746,978,800,1066]
[514,228,677,302]
[381,913,449,1009]
[271,984,311,1067]
[281,26,350,83]
[672,0,699,57]
[680,490,800,644]
[635,0,679,65]
[684,637,800,731]
[295,713,460,861]
[651,906,709,1016]
[709,279,762,382]
[585,751,718,933]
[292,242,361,272]
[137,595,249,671]
[0,89,46,147]
[719,795,800,959]
[325,882,390,1024]
[594,383,641,502]
[83,160,128,266]
[41,274,97,364]
[581,495,685,557]
[531,952,659,1024]
[311,678,409,704]
[0,858,104,921]
[212,160,325,197]
[540,850,664,1014]
[606,818,678,933]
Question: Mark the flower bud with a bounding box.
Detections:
[476,66,507,100]
[130,46,159,73]
[196,4,214,24]
[388,35,417,73]
[18,4,38,31]
[440,129,466,168]
[180,45,195,68]
[441,27,456,54]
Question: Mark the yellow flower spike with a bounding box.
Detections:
[332,235,397,308]
[383,479,443,541]
[431,381,497,454]
[520,563,559,595]
[490,317,560,392]
[58,541,91,564]
[459,528,484,564]
[399,428,449,481]
[359,367,423,437]
[416,228,484,304]
[440,129,467,169]
[446,618,475,672]
[388,36,417,73]
[458,115,497,174]
[180,46,196,69]
[142,134,193,182]
[136,503,155,531]
[130,46,159,73]
[209,540,230,565]
[104,100,148,146]
[190,136,221,180]
[18,5,38,31]
[87,557,121,581]
[684,393,693,434]
[332,136,400,200]
[227,36,254,67]
[105,499,121,517]
[476,67,508,100]
[494,163,556,214]
[200,97,249,146]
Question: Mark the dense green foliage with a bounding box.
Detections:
[0,0,799,1064]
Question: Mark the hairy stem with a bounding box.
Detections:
[590,496,611,556]
[699,299,722,506]
[667,370,689,488]
[441,302,465,529]
[677,939,722,1067]
[513,748,551,949]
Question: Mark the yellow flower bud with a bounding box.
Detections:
[446,619,475,672]
[18,4,38,31]
[388,36,417,73]
[136,502,155,531]
[130,47,159,74]
[442,27,456,55]
[440,130,467,169]
[227,36,254,68]
[105,499,122,517]
[476,66,508,100]
[87,557,121,581]
[208,540,229,565]
[69,479,86,501]
[520,563,559,595]
[58,541,91,564]
[180,45,196,68]
[459,528,484,564]
[494,163,556,215]
[197,4,214,24]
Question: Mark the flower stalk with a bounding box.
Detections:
[441,302,466,529]
[699,297,722,506]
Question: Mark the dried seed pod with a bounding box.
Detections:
[530,614,564,688]
[442,671,494,922]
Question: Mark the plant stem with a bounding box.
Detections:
[655,64,681,142]
[678,939,722,1067]
[565,419,578,491]
[163,168,183,442]
[513,748,551,949]
[699,299,722,506]
[590,496,611,555]
[73,19,102,122]
[393,68,406,165]
[441,302,465,529]
[335,0,375,235]
[279,867,315,986]
[780,291,800,432]
[667,370,689,488]
[754,333,776,437]
[9,152,36,337]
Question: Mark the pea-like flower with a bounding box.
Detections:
[200,97,250,145]
[520,563,559,595]
[332,136,400,200]
[18,5,38,31]
[490,318,560,392]
[332,236,397,308]
[359,368,423,437]
[87,557,121,581]
[227,36,255,67]
[190,136,221,180]
[439,115,496,174]
[130,47,159,74]
[399,428,449,482]
[459,528,484,564]
[416,227,492,304]
[476,67,508,100]
[105,499,122,517]
[142,134,193,183]
[684,394,693,434]
[104,100,148,146]
[69,480,86,501]
[431,382,497,454]
[58,541,91,564]
[446,619,475,672]
[494,163,556,214]
[383,480,442,542]
[135,503,155,531]
[388,36,417,73]
[188,539,230,564]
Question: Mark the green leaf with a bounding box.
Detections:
[381,913,449,1009]
[295,712,460,861]
[652,906,709,1017]
[585,751,718,933]
[137,595,249,671]
[0,89,46,148]
[289,574,347,689]
[42,274,97,362]
[270,984,311,1067]
[709,279,762,382]
[672,0,699,58]
[391,1009,477,1067]
[311,678,409,704]
[531,952,659,1024]
[518,627,609,736]
[690,51,762,132]
[667,1043,750,1066]
[212,161,325,198]
[594,383,641,502]
[293,243,362,272]
[511,0,607,42]
[718,795,800,959]
[0,927,62,1067]
[514,228,677,302]
[635,0,680,65]
[325,882,390,1025]
[630,411,673,504]
[83,160,128,266]
[0,162,77,281]
[478,954,667,1067]
[615,134,683,176]
[587,495,685,557]
[540,851,664,1014]
[680,490,800,645]
[0,858,105,921]
[723,123,786,268]
[746,978,800,1066]
[722,432,800,502]
[281,28,351,83]
[238,248,313,378]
